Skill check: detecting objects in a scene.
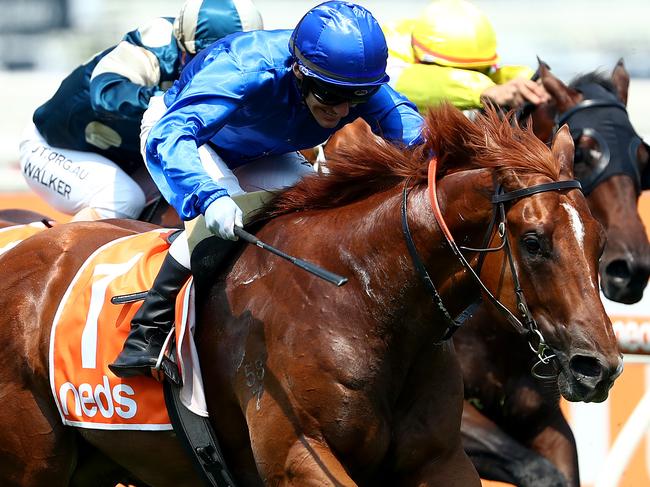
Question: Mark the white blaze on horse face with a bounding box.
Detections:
[561,202,585,252]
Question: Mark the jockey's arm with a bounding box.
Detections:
[89,42,162,119]
[390,62,548,112]
[145,57,248,221]
[392,63,495,111]
[89,18,175,119]
[357,85,425,147]
[481,65,550,108]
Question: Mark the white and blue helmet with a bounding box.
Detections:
[174,0,263,54]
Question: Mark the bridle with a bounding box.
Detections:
[518,80,648,195]
[402,157,582,378]
[558,94,646,194]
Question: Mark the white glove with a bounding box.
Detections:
[204,196,243,240]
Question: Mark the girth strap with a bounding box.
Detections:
[163,381,237,487]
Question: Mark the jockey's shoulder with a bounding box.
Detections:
[123,16,176,51]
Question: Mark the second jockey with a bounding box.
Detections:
[19,0,263,221]
[384,0,549,112]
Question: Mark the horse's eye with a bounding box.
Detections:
[522,235,542,255]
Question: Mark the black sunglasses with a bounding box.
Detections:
[305,78,379,106]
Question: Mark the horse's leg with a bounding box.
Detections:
[281,438,358,486]
[461,403,570,487]
[389,343,481,487]
[526,409,579,487]
[0,384,77,486]
[244,398,358,486]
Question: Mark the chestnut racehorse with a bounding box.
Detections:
[0,105,620,486]
[457,60,650,487]
[307,61,647,487]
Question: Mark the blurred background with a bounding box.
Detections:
[1,0,649,75]
[1,0,649,190]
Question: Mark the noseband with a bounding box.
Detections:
[402,157,581,378]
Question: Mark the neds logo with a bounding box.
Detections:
[59,375,137,419]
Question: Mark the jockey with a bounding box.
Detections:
[18,0,263,221]
[384,0,549,112]
[109,0,424,381]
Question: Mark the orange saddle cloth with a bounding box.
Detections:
[49,228,199,431]
[0,222,48,255]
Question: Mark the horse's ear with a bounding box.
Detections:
[611,58,629,106]
[539,59,580,114]
[536,57,552,76]
[551,124,575,179]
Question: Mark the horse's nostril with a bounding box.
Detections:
[605,259,631,280]
[569,355,602,378]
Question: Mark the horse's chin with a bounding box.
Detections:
[557,371,610,403]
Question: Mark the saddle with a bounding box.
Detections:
[46,227,238,485]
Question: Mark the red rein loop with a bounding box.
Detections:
[427,156,455,243]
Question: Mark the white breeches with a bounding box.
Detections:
[18,123,146,219]
[141,94,315,270]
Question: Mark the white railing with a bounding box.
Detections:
[593,355,650,487]
[589,291,650,487]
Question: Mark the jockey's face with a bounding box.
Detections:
[293,63,352,129]
[304,93,351,129]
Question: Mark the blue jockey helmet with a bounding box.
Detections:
[289,1,390,88]
[174,0,263,54]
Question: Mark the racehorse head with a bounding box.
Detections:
[525,60,650,303]
[428,106,622,402]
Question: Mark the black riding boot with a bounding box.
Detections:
[109,252,191,380]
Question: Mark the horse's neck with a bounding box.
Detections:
[339,169,495,339]
[406,169,496,316]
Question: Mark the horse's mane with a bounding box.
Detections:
[263,104,557,218]
[570,71,616,94]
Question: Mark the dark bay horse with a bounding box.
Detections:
[0,196,181,229]
[528,60,650,303]
[0,105,620,486]
[0,208,53,227]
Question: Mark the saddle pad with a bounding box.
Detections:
[49,228,195,430]
[0,222,47,255]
